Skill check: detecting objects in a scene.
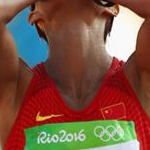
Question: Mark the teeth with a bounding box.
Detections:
[100,0,108,5]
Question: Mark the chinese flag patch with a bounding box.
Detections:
[101,103,126,120]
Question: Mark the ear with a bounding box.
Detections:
[104,4,120,17]
[28,10,46,28]
[28,11,47,40]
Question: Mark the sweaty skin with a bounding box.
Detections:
[0,0,150,148]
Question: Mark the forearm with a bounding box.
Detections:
[0,0,39,23]
[110,0,150,18]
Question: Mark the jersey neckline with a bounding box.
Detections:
[40,57,117,114]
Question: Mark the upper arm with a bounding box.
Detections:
[135,18,150,74]
[0,23,20,85]
[0,23,20,105]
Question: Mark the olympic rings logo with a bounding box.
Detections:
[94,125,124,142]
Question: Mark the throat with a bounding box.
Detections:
[44,52,112,110]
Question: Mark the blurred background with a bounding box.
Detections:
[0,5,143,150]
[7,7,48,67]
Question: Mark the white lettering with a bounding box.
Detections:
[37,129,86,144]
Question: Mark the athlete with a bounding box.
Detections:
[0,0,150,149]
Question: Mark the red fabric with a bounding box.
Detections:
[4,57,150,150]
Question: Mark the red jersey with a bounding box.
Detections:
[4,58,150,150]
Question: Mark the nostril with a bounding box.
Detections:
[93,0,115,7]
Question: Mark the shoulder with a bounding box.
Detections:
[16,58,33,105]
[0,58,32,107]
[16,61,49,103]
[123,53,140,93]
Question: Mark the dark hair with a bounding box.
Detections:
[30,3,114,43]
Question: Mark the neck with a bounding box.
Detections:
[44,23,112,109]
[45,45,112,106]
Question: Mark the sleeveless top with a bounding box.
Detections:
[4,58,150,150]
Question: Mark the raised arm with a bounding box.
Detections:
[0,0,39,103]
[109,0,150,73]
